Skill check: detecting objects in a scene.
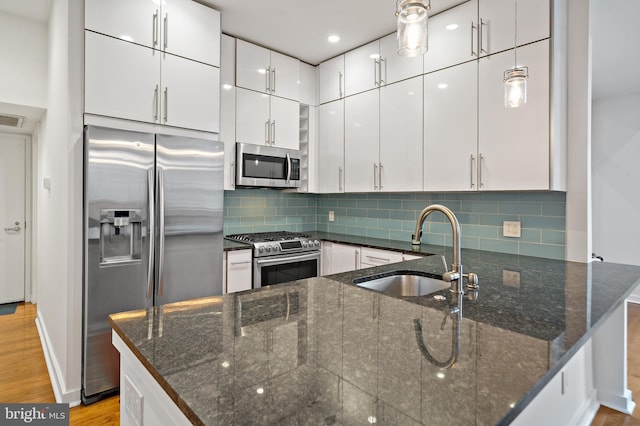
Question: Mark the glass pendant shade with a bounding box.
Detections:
[503,67,528,108]
[396,0,429,57]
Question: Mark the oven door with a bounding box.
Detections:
[253,251,320,288]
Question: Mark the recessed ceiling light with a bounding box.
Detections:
[328,35,340,43]
[438,83,448,89]
[446,24,459,30]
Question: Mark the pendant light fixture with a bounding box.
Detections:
[503,0,528,108]
[396,0,430,57]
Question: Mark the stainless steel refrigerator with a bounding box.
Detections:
[82,125,224,403]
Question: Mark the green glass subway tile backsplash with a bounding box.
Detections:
[224,190,566,260]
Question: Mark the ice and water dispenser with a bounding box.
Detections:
[99,209,142,265]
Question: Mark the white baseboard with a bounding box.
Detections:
[35,313,81,406]
[573,389,600,426]
[598,388,636,415]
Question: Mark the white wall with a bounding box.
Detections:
[0,12,48,108]
[35,0,84,405]
[592,93,640,266]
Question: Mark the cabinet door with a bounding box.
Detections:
[423,0,478,73]
[319,55,345,104]
[220,34,235,86]
[379,77,423,192]
[344,90,379,192]
[85,0,157,49]
[423,61,478,192]
[221,85,236,190]
[236,88,270,145]
[236,40,271,94]
[299,62,316,106]
[85,31,160,123]
[344,40,379,96]
[317,100,345,193]
[379,33,423,85]
[161,0,220,66]
[322,242,360,275]
[270,96,300,150]
[478,40,549,190]
[270,51,300,101]
[478,0,550,57]
[162,54,220,132]
[226,249,252,293]
[359,247,404,269]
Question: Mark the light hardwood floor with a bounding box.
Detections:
[0,303,119,425]
[3,301,640,425]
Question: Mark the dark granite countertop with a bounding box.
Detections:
[223,239,252,251]
[110,248,640,425]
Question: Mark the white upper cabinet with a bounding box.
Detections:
[317,100,345,193]
[424,0,478,74]
[344,41,380,97]
[85,31,161,124]
[236,39,300,101]
[299,62,317,106]
[478,39,550,190]
[478,0,550,57]
[85,0,156,48]
[379,77,423,192]
[162,53,220,133]
[220,35,236,190]
[235,88,299,149]
[319,55,345,104]
[344,90,379,192]
[423,61,478,192]
[379,33,423,85]
[85,0,220,67]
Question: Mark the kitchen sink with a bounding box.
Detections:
[354,271,450,297]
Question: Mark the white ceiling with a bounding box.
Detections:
[0,0,51,22]
[200,0,464,65]
[591,0,640,99]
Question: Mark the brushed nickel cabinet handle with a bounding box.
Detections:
[470,154,475,188]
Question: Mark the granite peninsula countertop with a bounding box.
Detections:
[110,248,640,425]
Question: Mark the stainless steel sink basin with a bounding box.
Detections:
[354,271,449,297]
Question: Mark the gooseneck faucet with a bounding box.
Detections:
[412,204,478,294]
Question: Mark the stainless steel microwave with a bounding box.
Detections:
[235,142,301,189]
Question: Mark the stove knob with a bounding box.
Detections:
[314,240,320,247]
[302,241,308,248]
[259,246,265,253]
[265,246,271,252]
[271,245,279,252]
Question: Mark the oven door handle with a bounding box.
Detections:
[255,252,320,267]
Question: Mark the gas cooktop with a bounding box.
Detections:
[225,231,320,257]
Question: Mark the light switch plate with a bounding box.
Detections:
[329,211,335,222]
[124,374,143,426]
[503,221,521,238]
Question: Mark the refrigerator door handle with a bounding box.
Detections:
[158,167,166,296]
[147,168,155,299]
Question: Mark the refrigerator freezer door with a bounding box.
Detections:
[83,126,155,401]
[155,134,224,305]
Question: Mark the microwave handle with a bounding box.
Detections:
[286,153,291,183]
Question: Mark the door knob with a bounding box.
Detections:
[4,226,20,232]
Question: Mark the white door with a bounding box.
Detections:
[85,0,157,48]
[236,40,271,94]
[0,134,26,304]
[319,55,344,104]
[162,53,220,132]
[344,40,379,96]
[379,33,423,85]
[423,61,478,192]
[269,96,300,149]
[379,77,423,192]
[235,88,271,145]
[317,100,345,193]
[269,51,300,101]
[344,90,379,192]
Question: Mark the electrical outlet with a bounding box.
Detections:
[329,211,335,222]
[503,221,521,238]
[503,270,521,288]
[124,375,143,426]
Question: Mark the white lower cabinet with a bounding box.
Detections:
[322,242,360,275]
[85,31,219,132]
[359,247,404,269]
[225,249,252,293]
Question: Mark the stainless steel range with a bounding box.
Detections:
[226,231,321,288]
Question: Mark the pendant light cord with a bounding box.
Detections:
[513,0,518,67]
